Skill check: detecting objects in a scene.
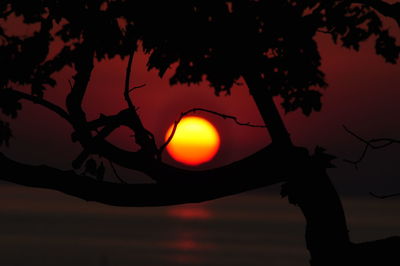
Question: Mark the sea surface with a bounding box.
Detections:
[0,185,399,266]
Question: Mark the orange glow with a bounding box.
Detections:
[167,205,212,220]
[165,116,220,166]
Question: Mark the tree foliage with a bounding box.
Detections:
[1,0,399,123]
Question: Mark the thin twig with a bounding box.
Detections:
[370,191,400,199]
[159,108,267,155]
[108,160,127,184]
[183,108,267,128]
[129,84,146,92]
[343,125,400,168]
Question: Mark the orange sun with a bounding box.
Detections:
[165,116,220,166]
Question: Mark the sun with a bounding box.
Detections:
[165,116,220,166]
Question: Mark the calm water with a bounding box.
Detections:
[0,185,399,266]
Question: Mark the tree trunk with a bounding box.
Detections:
[286,158,351,265]
[243,69,351,265]
[242,71,293,147]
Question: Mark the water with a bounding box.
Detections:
[0,185,399,266]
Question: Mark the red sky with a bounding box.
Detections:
[2,20,400,193]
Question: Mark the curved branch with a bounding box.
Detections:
[74,128,308,188]
[0,89,72,124]
[0,147,301,206]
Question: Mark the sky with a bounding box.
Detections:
[1,16,400,196]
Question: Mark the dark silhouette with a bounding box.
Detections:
[1,1,400,265]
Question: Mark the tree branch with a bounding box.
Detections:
[72,122,121,169]
[121,51,157,158]
[124,51,136,110]
[343,125,400,168]
[242,70,293,147]
[338,126,400,200]
[159,107,267,156]
[67,52,158,170]
[65,42,94,125]
[86,109,131,130]
[0,147,304,206]
[370,191,400,199]
[0,89,72,125]
[129,84,146,92]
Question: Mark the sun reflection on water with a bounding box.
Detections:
[165,204,216,265]
[167,204,213,220]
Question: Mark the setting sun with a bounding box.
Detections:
[165,116,220,166]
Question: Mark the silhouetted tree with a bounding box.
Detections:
[1,1,400,265]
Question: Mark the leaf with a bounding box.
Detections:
[281,89,322,116]
[375,30,400,64]
[0,88,22,118]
